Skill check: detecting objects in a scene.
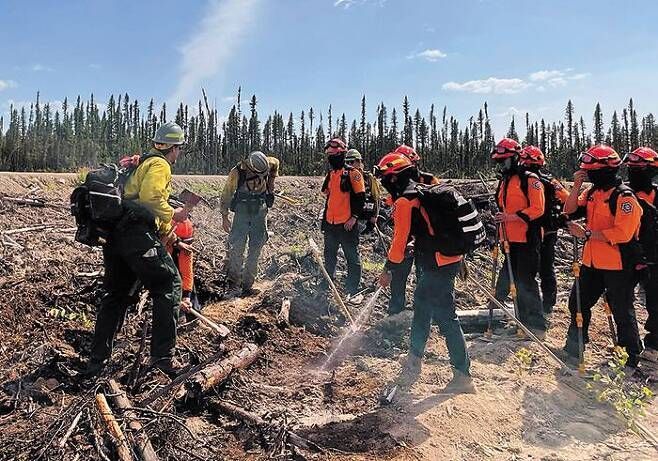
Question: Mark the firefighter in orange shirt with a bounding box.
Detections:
[492,138,547,334]
[321,138,366,296]
[564,145,643,367]
[518,146,570,314]
[623,147,658,363]
[171,218,199,321]
[376,152,473,392]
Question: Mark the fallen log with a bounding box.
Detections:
[58,410,83,448]
[107,380,159,461]
[208,399,322,453]
[179,343,261,399]
[95,393,134,461]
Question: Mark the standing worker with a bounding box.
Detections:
[376,152,473,392]
[321,139,366,299]
[85,122,189,377]
[518,146,570,314]
[386,144,438,316]
[220,151,279,297]
[563,145,643,368]
[623,147,658,363]
[345,148,381,234]
[491,138,547,335]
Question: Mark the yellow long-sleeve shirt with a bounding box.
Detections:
[123,150,174,235]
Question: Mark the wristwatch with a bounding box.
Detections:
[584,229,592,241]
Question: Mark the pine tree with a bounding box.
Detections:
[593,103,604,144]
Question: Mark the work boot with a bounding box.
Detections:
[240,286,261,297]
[440,370,476,394]
[395,353,422,389]
[81,358,107,378]
[148,356,183,377]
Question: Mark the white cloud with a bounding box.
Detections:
[529,69,590,87]
[31,64,54,72]
[569,72,590,80]
[529,70,565,82]
[334,0,386,8]
[0,80,17,91]
[169,0,262,105]
[442,77,531,94]
[408,48,447,62]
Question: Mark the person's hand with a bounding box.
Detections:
[176,240,195,253]
[494,212,521,223]
[161,230,178,247]
[173,207,189,222]
[567,221,586,239]
[180,297,192,313]
[222,214,232,233]
[344,216,357,231]
[379,270,392,288]
[573,170,588,187]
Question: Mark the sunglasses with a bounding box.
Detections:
[325,140,345,149]
[622,153,652,164]
[578,152,619,165]
[491,146,518,155]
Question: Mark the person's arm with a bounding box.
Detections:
[220,169,239,216]
[349,169,366,217]
[379,198,413,287]
[266,157,279,194]
[564,170,587,215]
[517,176,545,222]
[371,176,381,219]
[553,179,571,204]
[178,249,194,296]
[138,159,175,234]
[600,193,642,244]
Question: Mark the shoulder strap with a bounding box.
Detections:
[608,184,635,215]
[321,171,331,192]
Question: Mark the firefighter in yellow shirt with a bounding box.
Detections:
[220,151,279,296]
[85,122,189,377]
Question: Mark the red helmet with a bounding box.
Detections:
[491,138,521,160]
[174,218,194,240]
[394,144,420,164]
[374,152,414,177]
[623,147,658,168]
[578,144,622,171]
[324,138,347,155]
[519,145,546,167]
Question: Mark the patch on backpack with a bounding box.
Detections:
[352,173,361,181]
[142,247,158,258]
[620,202,633,214]
[532,180,542,190]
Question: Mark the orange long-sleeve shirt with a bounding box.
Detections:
[322,168,366,224]
[577,186,642,270]
[497,173,545,243]
[387,196,462,268]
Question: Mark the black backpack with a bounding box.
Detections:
[513,169,564,232]
[637,188,658,264]
[412,183,487,257]
[70,153,161,246]
[360,172,377,220]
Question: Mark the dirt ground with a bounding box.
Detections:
[0,171,657,461]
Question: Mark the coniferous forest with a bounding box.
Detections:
[0,89,655,178]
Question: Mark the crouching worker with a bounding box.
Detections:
[220,151,279,297]
[171,218,202,321]
[85,122,189,377]
[375,152,474,393]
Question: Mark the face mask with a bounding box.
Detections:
[328,153,345,170]
[628,168,655,191]
[496,157,517,175]
[587,168,619,188]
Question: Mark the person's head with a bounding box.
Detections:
[374,152,416,199]
[345,149,363,170]
[491,138,521,175]
[324,138,348,170]
[394,145,420,165]
[578,144,622,188]
[519,145,546,171]
[152,122,186,164]
[623,147,658,191]
[245,151,269,175]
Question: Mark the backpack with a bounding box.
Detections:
[70,152,161,246]
[637,188,658,264]
[229,163,270,211]
[585,183,646,269]
[360,172,377,220]
[411,183,487,257]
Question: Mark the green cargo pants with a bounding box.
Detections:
[227,201,268,290]
[90,223,181,361]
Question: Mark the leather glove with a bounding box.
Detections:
[265,193,275,208]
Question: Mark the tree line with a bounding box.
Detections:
[0,89,656,178]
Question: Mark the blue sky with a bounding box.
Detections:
[1,0,658,135]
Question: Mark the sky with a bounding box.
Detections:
[1,0,658,136]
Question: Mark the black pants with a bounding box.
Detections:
[640,264,658,350]
[495,241,546,330]
[566,265,642,363]
[539,232,558,313]
[388,253,414,315]
[323,223,361,294]
[410,263,470,374]
[90,224,181,361]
